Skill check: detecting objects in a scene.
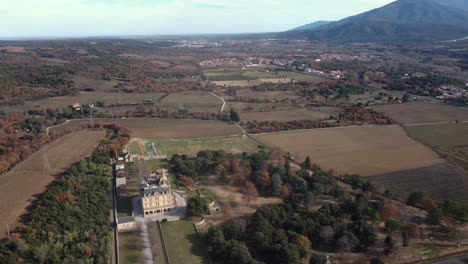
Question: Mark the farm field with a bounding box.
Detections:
[253,125,445,176]
[368,163,468,208]
[239,107,341,122]
[119,231,143,264]
[0,130,105,239]
[205,69,326,87]
[51,118,243,139]
[438,146,468,173]
[159,91,223,112]
[405,122,468,147]
[160,220,210,264]
[371,102,468,124]
[228,89,302,102]
[0,90,166,113]
[146,135,259,158]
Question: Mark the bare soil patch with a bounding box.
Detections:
[371,102,468,124]
[0,131,105,238]
[0,46,26,53]
[240,107,341,122]
[254,125,445,176]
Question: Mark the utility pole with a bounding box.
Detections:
[42,146,50,171]
[6,224,10,240]
[89,104,94,128]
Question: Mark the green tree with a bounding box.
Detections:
[303,156,312,170]
[384,235,396,254]
[406,192,427,207]
[426,208,443,225]
[270,173,283,196]
[187,196,208,216]
[385,219,403,233]
[370,257,385,264]
[230,108,241,123]
[402,231,410,247]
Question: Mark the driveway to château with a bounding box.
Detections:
[131,193,187,264]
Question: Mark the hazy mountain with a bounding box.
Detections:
[282,0,468,42]
[290,21,333,31]
[433,0,468,10]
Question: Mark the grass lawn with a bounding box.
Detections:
[119,232,143,264]
[146,159,163,172]
[161,220,210,264]
[127,140,142,155]
[117,197,134,218]
[149,135,259,158]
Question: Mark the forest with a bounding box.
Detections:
[0,124,129,264]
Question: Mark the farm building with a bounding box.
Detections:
[117,216,136,232]
[115,161,125,171]
[140,169,176,217]
[116,177,126,188]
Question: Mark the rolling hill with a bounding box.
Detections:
[284,0,468,42]
[290,20,332,31]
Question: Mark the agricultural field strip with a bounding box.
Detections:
[253,125,445,176]
[405,121,468,126]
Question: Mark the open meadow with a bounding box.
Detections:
[160,220,210,264]
[159,91,223,113]
[371,102,468,124]
[0,130,105,239]
[239,107,341,122]
[253,125,445,176]
[51,118,243,139]
[146,135,259,157]
[205,69,326,87]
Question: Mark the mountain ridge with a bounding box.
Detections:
[283,0,468,42]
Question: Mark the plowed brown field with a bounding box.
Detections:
[51,118,242,139]
[0,131,105,239]
[254,125,445,176]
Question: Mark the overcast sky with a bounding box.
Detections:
[0,0,395,38]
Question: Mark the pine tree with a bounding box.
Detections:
[303,156,312,170]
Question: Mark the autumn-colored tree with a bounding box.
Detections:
[222,202,233,220]
[245,181,259,207]
[261,171,271,188]
[379,202,400,221]
[280,185,290,199]
[404,223,420,239]
[213,164,225,177]
[294,235,312,258]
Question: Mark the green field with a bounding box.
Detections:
[146,159,163,172]
[244,70,326,82]
[405,122,468,147]
[161,221,210,264]
[438,146,468,173]
[127,140,142,155]
[119,232,143,264]
[159,91,223,112]
[148,135,260,158]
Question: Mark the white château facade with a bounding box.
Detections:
[140,169,176,217]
